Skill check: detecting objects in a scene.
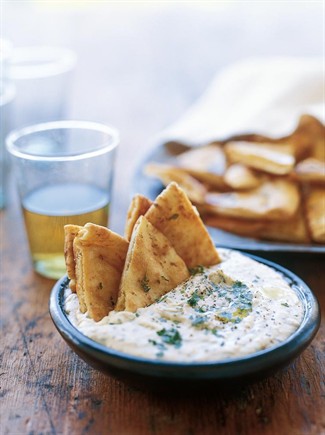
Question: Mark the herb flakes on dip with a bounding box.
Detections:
[64,249,304,362]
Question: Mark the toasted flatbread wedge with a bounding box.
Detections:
[124,194,153,241]
[145,182,220,267]
[176,144,228,189]
[205,208,310,243]
[225,141,295,175]
[304,187,325,243]
[204,214,265,238]
[223,164,263,190]
[293,158,325,185]
[64,224,82,292]
[203,179,300,221]
[73,223,129,321]
[259,208,310,243]
[145,163,207,204]
[116,216,189,312]
[289,114,325,161]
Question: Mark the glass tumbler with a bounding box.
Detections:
[6,120,119,279]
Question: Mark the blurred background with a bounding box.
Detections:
[2,0,323,230]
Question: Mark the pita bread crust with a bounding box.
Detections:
[73,242,87,313]
[204,215,265,238]
[205,208,310,243]
[64,224,82,292]
[124,194,153,241]
[259,208,310,243]
[294,158,325,184]
[224,164,263,190]
[225,141,295,175]
[204,179,300,221]
[73,223,129,321]
[289,114,325,161]
[145,182,220,267]
[176,144,228,189]
[145,163,207,204]
[304,187,325,243]
[116,216,189,312]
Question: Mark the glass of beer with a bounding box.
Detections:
[6,120,119,279]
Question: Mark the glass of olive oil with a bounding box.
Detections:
[6,120,119,279]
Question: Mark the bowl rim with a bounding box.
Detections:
[49,252,320,379]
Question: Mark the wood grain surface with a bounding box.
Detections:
[1,182,324,434]
[1,161,325,435]
[1,3,324,434]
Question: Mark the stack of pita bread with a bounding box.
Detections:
[64,182,220,321]
[145,115,325,244]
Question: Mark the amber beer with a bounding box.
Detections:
[22,182,109,279]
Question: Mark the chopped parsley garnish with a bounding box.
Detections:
[148,339,158,345]
[188,265,205,276]
[156,294,168,303]
[281,302,289,307]
[191,315,208,329]
[187,291,201,307]
[216,312,242,324]
[211,328,224,338]
[216,312,234,324]
[140,275,151,292]
[214,283,253,324]
[148,339,166,357]
[232,280,247,289]
[157,328,182,347]
[196,305,207,313]
[231,281,253,312]
[233,308,250,319]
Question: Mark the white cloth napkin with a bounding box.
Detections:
[159,57,324,145]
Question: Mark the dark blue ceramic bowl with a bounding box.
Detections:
[49,253,320,392]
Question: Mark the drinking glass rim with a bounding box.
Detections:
[9,46,77,79]
[6,120,119,162]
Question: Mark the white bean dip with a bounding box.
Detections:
[64,249,304,362]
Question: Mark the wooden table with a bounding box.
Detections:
[1,156,324,435]
[2,3,324,434]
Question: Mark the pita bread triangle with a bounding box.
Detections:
[64,224,83,293]
[124,194,153,241]
[304,187,325,243]
[145,182,220,268]
[116,215,189,312]
[73,223,129,321]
